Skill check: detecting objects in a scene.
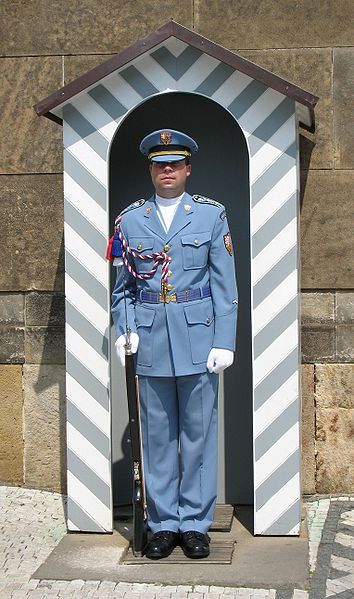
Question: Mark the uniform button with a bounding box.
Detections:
[168,270,173,277]
[194,239,200,246]
[206,317,211,324]
[137,243,143,250]
[164,244,170,251]
[166,284,173,291]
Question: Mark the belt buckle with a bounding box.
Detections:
[165,292,177,303]
[159,292,177,303]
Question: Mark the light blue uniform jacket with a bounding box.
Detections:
[111,192,238,377]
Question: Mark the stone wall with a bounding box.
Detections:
[300,294,353,495]
[0,1,353,495]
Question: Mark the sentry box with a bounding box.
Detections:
[35,21,318,536]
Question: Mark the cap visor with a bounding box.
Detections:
[151,154,186,163]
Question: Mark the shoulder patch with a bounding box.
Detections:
[119,199,145,216]
[192,194,223,209]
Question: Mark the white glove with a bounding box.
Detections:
[207,348,234,374]
[115,333,139,367]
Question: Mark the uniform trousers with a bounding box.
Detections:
[138,372,219,534]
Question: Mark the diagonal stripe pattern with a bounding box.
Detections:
[62,35,300,535]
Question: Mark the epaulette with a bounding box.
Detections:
[192,194,224,208]
[119,198,146,216]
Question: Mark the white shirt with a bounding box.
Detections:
[155,193,184,232]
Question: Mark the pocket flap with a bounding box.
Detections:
[129,236,155,253]
[181,232,211,247]
[184,301,214,326]
[135,305,156,327]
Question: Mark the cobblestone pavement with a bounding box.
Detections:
[307,497,354,598]
[0,486,353,599]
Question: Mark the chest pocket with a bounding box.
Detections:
[181,232,211,270]
[129,236,155,274]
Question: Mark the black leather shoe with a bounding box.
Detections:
[180,531,210,558]
[144,531,178,559]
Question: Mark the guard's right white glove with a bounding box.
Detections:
[115,333,139,367]
[207,348,234,374]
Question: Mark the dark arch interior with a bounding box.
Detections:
[109,92,253,507]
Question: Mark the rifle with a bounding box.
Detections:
[122,275,147,557]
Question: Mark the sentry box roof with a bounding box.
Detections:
[35,20,318,130]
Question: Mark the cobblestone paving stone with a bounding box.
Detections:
[0,486,353,599]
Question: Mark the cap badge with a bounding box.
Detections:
[184,204,191,212]
[223,232,233,256]
[160,131,172,145]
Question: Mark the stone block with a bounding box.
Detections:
[315,405,354,494]
[301,327,335,363]
[301,364,315,494]
[336,292,354,324]
[26,292,65,326]
[336,325,354,362]
[300,171,354,289]
[23,364,66,492]
[315,364,354,409]
[195,1,354,50]
[25,327,65,364]
[0,175,64,291]
[0,326,24,363]
[334,48,354,169]
[0,365,23,484]
[0,56,62,174]
[0,293,24,324]
[238,48,333,170]
[301,292,334,327]
[0,1,193,56]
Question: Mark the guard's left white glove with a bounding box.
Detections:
[115,333,139,367]
[207,348,234,374]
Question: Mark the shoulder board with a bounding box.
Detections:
[192,194,223,208]
[119,199,146,216]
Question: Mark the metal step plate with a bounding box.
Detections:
[122,539,235,564]
[210,504,234,531]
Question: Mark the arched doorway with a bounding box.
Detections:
[109,91,253,510]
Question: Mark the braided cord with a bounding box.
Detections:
[115,217,171,282]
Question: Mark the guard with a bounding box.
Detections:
[109,129,238,559]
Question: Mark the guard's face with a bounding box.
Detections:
[149,159,191,198]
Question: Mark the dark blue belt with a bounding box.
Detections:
[138,286,211,304]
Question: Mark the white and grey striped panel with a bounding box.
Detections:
[63,116,112,532]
